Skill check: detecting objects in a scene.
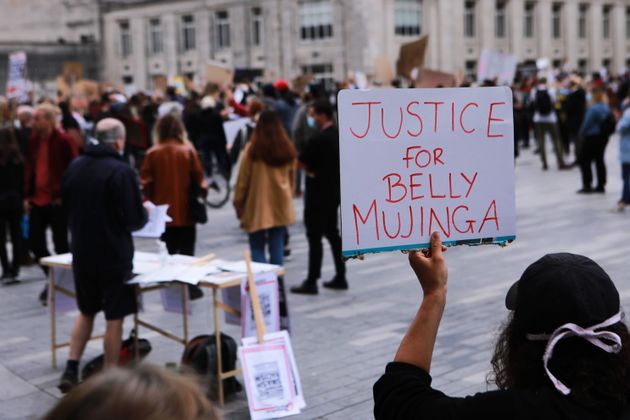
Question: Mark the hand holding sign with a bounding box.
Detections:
[337,87,516,257]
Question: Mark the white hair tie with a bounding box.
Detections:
[526,312,623,395]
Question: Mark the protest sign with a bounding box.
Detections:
[207,61,234,86]
[477,50,518,85]
[396,35,428,79]
[6,51,29,102]
[242,272,280,339]
[373,57,394,86]
[416,69,455,88]
[63,61,84,83]
[337,87,516,258]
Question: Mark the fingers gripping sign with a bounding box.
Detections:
[408,232,448,298]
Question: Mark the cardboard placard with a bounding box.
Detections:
[207,62,234,86]
[396,35,428,79]
[373,57,394,86]
[63,61,84,83]
[337,87,516,257]
[477,50,518,85]
[73,79,100,101]
[416,69,456,88]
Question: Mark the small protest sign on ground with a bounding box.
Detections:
[337,87,516,258]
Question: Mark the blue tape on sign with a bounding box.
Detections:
[342,235,516,258]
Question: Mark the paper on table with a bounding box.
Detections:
[203,271,245,286]
[129,263,222,285]
[41,253,73,267]
[219,261,280,274]
[238,342,300,419]
[132,202,172,238]
[242,331,306,411]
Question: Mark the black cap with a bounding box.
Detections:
[505,253,620,334]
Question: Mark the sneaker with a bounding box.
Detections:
[594,186,605,193]
[323,276,348,290]
[290,280,318,295]
[58,369,78,394]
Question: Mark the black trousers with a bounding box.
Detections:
[304,203,345,281]
[161,226,196,256]
[579,135,609,189]
[0,207,22,275]
[29,204,69,275]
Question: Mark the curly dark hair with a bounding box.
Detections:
[489,313,630,415]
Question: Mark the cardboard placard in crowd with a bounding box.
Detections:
[415,69,456,88]
[73,79,100,102]
[207,61,234,86]
[292,74,314,95]
[63,61,84,84]
[396,35,429,79]
[373,57,394,86]
[337,87,516,257]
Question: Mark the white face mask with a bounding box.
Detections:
[306,115,316,129]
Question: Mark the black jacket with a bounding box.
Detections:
[0,160,23,211]
[374,362,630,420]
[62,144,147,273]
[299,124,341,208]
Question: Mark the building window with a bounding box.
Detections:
[181,15,196,51]
[524,2,534,38]
[626,7,630,39]
[119,21,132,57]
[465,60,477,77]
[299,0,333,41]
[251,7,263,46]
[552,3,562,39]
[602,5,611,39]
[578,58,588,74]
[301,63,334,90]
[148,18,163,55]
[394,0,422,36]
[495,1,506,38]
[464,1,476,38]
[578,4,588,39]
[216,11,230,49]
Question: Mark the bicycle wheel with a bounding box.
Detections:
[205,171,231,208]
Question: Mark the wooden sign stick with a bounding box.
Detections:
[191,252,216,266]
[244,250,266,344]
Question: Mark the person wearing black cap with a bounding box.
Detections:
[374,232,630,419]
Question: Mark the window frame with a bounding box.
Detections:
[181,14,196,52]
[464,0,476,38]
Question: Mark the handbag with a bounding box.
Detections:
[189,150,208,224]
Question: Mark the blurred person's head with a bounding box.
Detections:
[490,253,630,414]
[0,127,22,166]
[16,105,34,128]
[308,98,334,128]
[33,103,59,136]
[248,109,296,167]
[43,364,219,420]
[95,118,126,153]
[246,96,265,120]
[203,82,220,98]
[590,87,608,104]
[154,113,187,145]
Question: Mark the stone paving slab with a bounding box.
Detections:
[1,138,630,419]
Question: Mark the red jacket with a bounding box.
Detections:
[24,129,78,204]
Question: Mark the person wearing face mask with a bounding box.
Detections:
[292,89,321,197]
[59,118,148,393]
[291,98,347,295]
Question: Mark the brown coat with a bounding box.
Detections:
[140,140,207,227]
[233,144,296,233]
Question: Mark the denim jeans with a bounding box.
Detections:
[248,226,286,265]
[622,163,630,204]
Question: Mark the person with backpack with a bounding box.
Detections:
[531,78,568,170]
[577,88,614,194]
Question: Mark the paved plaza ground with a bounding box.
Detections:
[1,139,629,419]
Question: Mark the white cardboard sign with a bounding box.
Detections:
[337,87,516,257]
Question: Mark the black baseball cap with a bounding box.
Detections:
[505,253,620,334]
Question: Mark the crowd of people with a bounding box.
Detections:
[0,67,630,417]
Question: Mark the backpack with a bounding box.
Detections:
[81,329,152,380]
[181,333,242,399]
[601,112,617,138]
[535,89,553,116]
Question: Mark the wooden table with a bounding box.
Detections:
[40,253,284,406]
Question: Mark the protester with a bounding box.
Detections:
[291,89,320,196]
[374,232,630,419]
[290,99,346,295]
[198,95,230,179]
[45,364,219,420]
[24,103,78,305]
[15,104,34,156]
[565,76,587,165]
[577,88,613,194]
[58,118,148,393]
[140,114,207,257]
[0,127,24,282]
[616,97,630,211]
[531,77,568,170]
[233,109,296,329]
